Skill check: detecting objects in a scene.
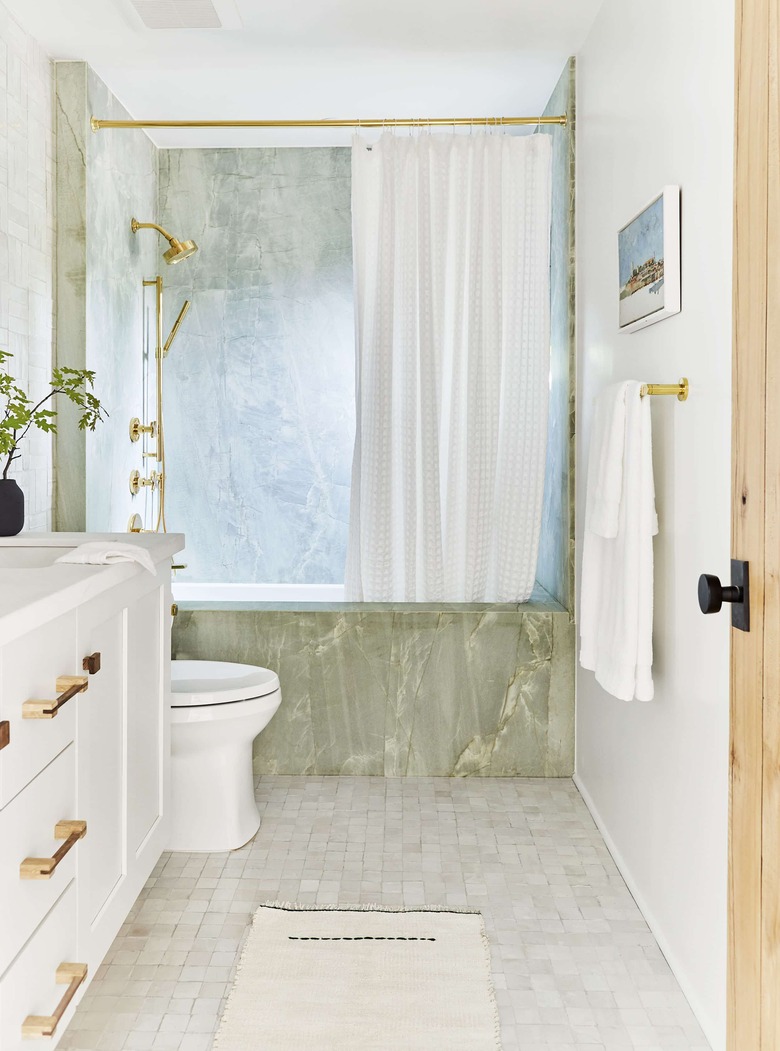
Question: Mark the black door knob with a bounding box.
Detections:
[698,573,743,614]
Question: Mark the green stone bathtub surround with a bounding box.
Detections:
[173,609,575,778]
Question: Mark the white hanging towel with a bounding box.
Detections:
[580,381,658,701]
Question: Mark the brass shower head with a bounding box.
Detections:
[131,218,198,265]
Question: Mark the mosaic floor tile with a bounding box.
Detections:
[61,778,710,1051]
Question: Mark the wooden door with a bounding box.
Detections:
[730,0,780,1046]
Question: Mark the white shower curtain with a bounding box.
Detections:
[345,131,552,602]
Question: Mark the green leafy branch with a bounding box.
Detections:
[0,349,107,480]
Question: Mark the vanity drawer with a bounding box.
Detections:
[0,745,79,975]
[0,614,81,808]
[0,882,84,1051]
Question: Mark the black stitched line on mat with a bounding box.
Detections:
[288,936,436,941]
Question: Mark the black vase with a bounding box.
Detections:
[0,479,24,536]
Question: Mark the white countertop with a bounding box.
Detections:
[0,532,185,554]
[0,532,185,644]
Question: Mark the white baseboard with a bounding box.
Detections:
[572,773,721,1051]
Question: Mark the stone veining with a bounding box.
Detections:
[55,62,158,533]
[157,148,355,584]
[536,58,576,609]
[173,608,575,778]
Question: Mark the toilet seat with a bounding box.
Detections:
[171,660,280,708]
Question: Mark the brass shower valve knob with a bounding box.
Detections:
[129,469,160,495]
[129,417,156,443]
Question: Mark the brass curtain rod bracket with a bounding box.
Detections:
[640,377,689,401]
[91,115,567,132]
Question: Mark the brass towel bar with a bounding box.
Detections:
[640,377,689,401]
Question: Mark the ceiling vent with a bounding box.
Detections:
[131,1,222,29]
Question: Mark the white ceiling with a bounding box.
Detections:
[3,0,603,147]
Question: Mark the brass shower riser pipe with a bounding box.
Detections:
[91,115,567,131]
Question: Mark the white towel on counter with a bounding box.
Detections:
[580,381,658,701]
[55,541,157,576]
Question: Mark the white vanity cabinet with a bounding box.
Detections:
[0,533,183,1051]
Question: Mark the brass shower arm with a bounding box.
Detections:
[131,218,176,242]
[131,219,198,265]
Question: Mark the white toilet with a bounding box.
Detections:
[169,660,282,852]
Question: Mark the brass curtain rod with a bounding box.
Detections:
[91,115,567,131]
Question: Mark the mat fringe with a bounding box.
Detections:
[215,901,503,1051]
[257,900,483,915]
[478,912,504,1051]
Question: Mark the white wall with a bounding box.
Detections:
[0,3,54,529]
[575,2,733,1048]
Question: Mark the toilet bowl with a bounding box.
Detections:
[169,660,282,852]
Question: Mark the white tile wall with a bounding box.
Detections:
[0,2,54,529]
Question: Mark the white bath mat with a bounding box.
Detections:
[214,903,502,1051]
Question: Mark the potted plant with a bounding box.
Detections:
[0,350,106,536]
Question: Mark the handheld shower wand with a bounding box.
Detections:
[163,300,191,357]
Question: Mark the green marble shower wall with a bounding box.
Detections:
[173,609,575,777]
[536,58,576,609]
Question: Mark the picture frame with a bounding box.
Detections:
[618,185,681,332]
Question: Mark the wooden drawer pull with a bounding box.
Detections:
[22,676,88,720]
[20,820,87,880]
[21,962,88,1038]
[82,651,101,675]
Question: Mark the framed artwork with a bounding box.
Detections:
[618,185,681,332]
